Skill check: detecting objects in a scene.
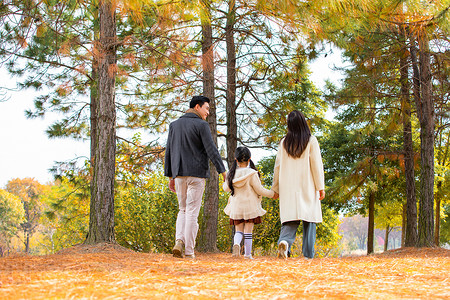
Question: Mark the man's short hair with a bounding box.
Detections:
[190,96,210,108]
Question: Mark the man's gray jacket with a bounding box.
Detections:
[164,112,226,179]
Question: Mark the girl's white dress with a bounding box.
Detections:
[223,167,274,220]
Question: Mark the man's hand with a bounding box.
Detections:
[273,192,279,200]
[319,190,325,201]
[221,172,227,181]
[169,178,176,193]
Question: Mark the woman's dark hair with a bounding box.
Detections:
[227,146,260,195]
[283,110,311,158]
[189,95,210,108]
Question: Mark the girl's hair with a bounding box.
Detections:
[227,146,260,195]
[283,110,311,158]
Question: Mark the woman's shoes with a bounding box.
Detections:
[277,240,288,259]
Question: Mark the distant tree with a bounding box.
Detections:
[340,215,368,250]
[376,200,403,251]
[6,178,45,253]
[0,190,25,256]
[257,155,276,186]
[44,174,90,252]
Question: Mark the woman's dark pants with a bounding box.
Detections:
[277,220,316,258]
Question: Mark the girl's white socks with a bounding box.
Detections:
[234,231,244,246]
[244,233,253,256]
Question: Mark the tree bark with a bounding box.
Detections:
[401,203,406,247]
[198,0,219,252]
[417,34,435,247]
[400,38,418,247]
[90,3,99,216]
[226,0,237,169]
[85,0,116,244]
[25,230,30,253]
[367,192,375,254]
[384,226,390,252]
[435,181,441,246]
[23,201,30,253]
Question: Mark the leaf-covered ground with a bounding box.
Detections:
[1,244,448,299]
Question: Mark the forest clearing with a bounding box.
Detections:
[1,244,448,299]
[1,2,449,299]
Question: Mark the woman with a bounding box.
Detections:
[272,110,325,259]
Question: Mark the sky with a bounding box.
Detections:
[0,47,345,188]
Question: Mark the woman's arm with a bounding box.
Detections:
[271,143,282,194]
[309,136,325,192]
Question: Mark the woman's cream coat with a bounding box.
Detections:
[223,167,274,220]
[272,135,325,223]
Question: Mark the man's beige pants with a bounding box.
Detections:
[174,176,206,256]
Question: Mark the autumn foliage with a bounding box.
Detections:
[0,244,448,299]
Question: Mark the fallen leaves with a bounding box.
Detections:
[0,244,448,299]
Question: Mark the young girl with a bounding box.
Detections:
[223,146,278,259]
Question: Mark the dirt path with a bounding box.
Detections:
[1,245,449,299]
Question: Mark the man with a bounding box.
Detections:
[164,95,227,259]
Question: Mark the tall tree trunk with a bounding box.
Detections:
[410,37,423,248]
[85,0,116,244]
[367,192,375,254]
[417,34,435,247]
[384,226,390,252]
[226,0,237,169]
[90,3,99,215]
[198,0,219,252]
[400,38,418,247]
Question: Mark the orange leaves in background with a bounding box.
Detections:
[16,35,27,48]
[5,178,45,202]
[56,83,72,97]
[377,152,420,173]
[57,40,72,56]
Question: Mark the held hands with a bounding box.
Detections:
[272,192,279,200]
